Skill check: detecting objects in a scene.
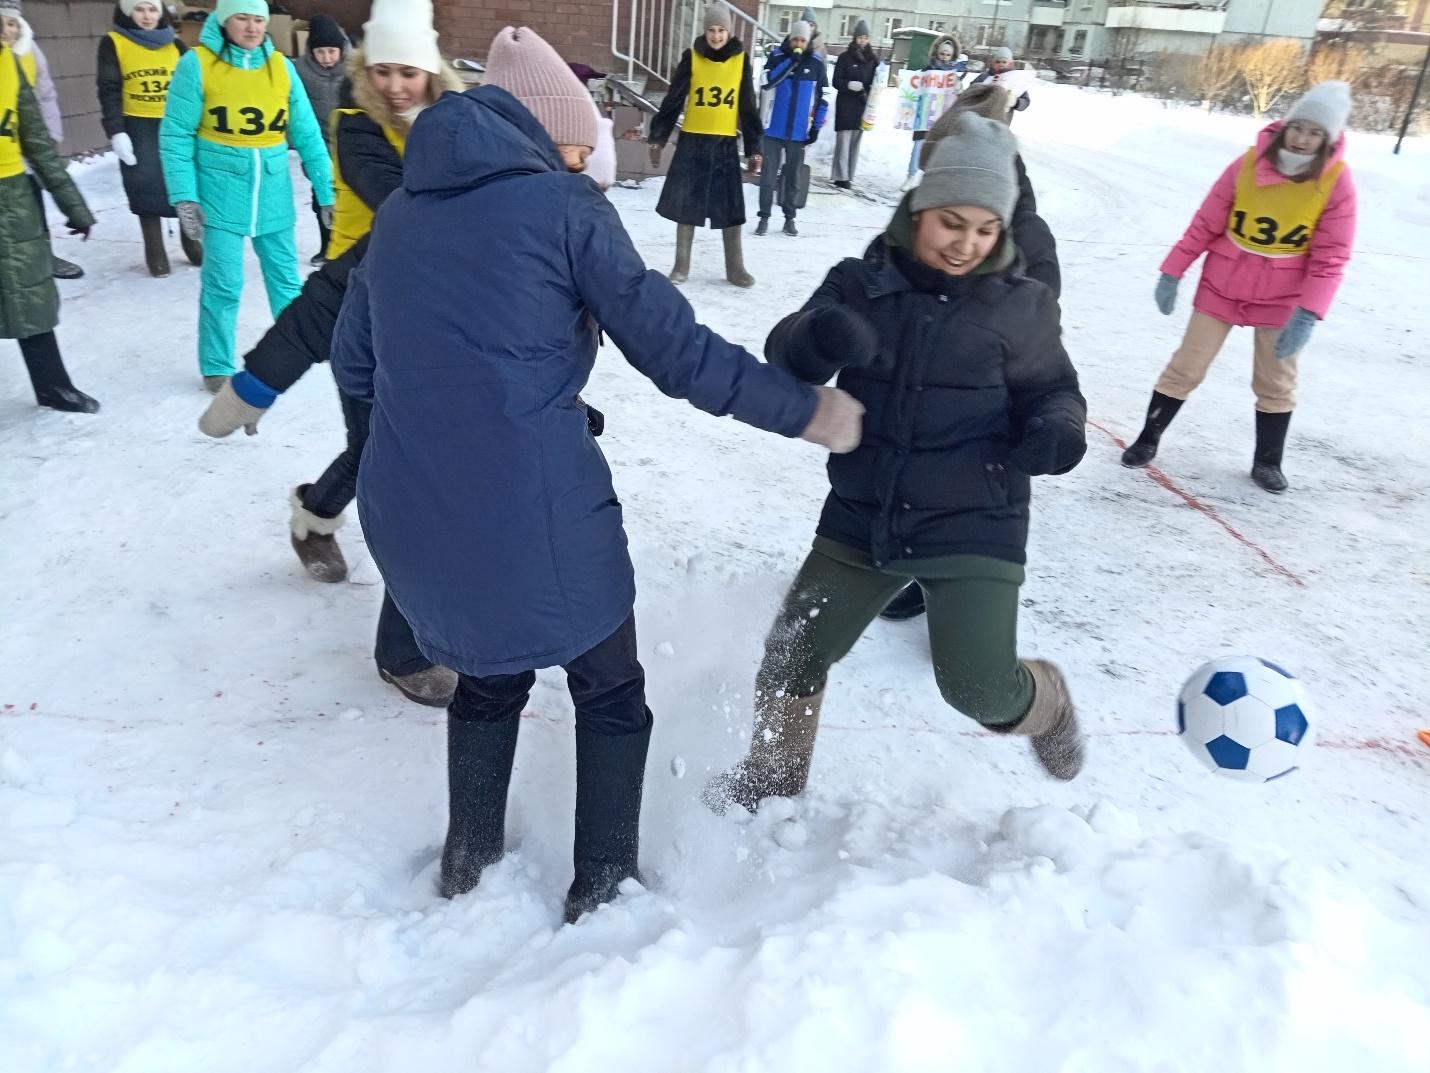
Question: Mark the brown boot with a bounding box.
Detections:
[668,223,694,283]
[289,486,349,583]
[139,216,170,278]
[998,660,1084,780]
[703,689,823,813]
[722,225,754,287]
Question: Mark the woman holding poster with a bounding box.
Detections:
[901,34,959,176]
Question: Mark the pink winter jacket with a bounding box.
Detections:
[1160,122,1356,328]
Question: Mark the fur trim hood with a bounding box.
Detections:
[347,46,465,133]
[6,13,33,57]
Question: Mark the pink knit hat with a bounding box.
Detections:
[484,26,598,150]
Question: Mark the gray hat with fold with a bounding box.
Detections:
[790,19,812,41]
[910,113,1018,222]
[704,3,728,29]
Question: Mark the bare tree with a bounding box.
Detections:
[1307,43,1366,87]
[1194,43,1246,110]
[1239,40,1308,117]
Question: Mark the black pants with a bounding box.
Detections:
[311,191,330,258]
[450,613,649,736]
[18,331,73,396]
[301,390,428,677]
[758,136,805,220]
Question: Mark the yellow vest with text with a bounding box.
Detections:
[681,50,744,137]
[325,109,406,260]
[1226,149,1345,258]
[196,45,291,148]
[0,47,24,179]
[108,31,181,119]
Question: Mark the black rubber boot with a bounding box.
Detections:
[1121,390,1184,468]
[1251,410,1292,493]
[139,216,170,278]
[20,332,99,413]
[879,583,927,621]
[439,713,520,899]
[564,718,651,924]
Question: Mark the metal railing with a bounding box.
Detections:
[611,0,781,88]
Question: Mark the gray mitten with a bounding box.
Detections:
[175,201,206,243]
[320,204,335,230]
[1154,273,1179,316]
[199,380,265,437]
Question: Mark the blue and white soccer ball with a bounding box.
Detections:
[1178,656,1316,782]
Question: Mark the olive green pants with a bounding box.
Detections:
[758,540,1034,727]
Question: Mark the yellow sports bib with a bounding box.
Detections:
[681,50,743,137]
[0,47,23,179]
[17,48,34,88]
[196,45,291,148]
[325,108,406,260]
[1226,149,1345,258]
[109,32,180,119]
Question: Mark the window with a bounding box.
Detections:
[931,21,946,32]
[975,24,988,47]
[839,14,856,36]
[882,17,903,41]
[1070,29,1087,56]
[778,11,791,34]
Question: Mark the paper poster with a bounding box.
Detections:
[860,63,888,132]
[894,69,962,132]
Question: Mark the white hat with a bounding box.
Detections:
[364,0,443,74]
[120,0,163,16]
[1285,81,1353,143]
[790,20,811,42]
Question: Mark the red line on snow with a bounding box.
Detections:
[1088,419,1307,588]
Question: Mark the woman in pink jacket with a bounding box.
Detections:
[1121,81,1357,493]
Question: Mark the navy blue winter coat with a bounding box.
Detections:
[331,86,818,677]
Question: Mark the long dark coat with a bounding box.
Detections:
[331,87,817,676]
[649,36,761,229]
[831,44,877,132]
[95,11,186,218]
[1,49,94,340]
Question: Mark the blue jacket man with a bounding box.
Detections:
[756,22,827,235]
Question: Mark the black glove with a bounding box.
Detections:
[807,124,820,144]
[576,395,605,437]
[67,221,92,240]
[1007,416,1087,476]
[811,306,882,374]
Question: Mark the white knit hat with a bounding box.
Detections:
[120,0,163,16]
[364,0,442,74]
[790,20,812,42]
[1285,81,1353,142]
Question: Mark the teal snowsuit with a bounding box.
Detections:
[159,18,334,377]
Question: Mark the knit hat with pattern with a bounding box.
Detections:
[484,26,598,150]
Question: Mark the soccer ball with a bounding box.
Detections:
[1177,656,1316,782]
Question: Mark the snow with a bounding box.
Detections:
[3,83,1429,1071]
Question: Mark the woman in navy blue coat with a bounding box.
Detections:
[332,27,861,924]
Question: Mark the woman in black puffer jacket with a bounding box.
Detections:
[707,114,1088,816]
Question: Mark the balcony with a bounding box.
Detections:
[1105,5,1228,33]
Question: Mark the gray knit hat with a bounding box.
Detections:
[910,113,1018,221]
[790,20,812,43]
[853,19,869,38]
[703,2,728,29]
[991,46,1014,62]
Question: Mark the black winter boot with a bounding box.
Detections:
[1251,410,1292,493]
[1121,390,1184,468]
[139,216,170,278]
[180,228,203,267]
[754,216,769,236]
[564,719,651,923]
[51,255,84,280]
[879,583,926,621]
[439,713,520,899]
[20,332,99,413]
[782,217,799,237]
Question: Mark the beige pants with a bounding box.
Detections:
[1154,312,1299,414]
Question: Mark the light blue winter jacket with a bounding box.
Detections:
[159,17,333,237]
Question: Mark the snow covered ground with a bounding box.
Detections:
[2,84,1428,1072]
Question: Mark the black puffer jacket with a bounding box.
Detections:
[832,44,877,132]
[767,231,1085,566]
